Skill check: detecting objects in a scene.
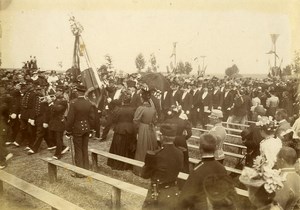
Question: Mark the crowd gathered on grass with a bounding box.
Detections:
[0,61,300,209]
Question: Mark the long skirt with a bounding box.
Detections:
[133,123,158,176]
[107,132,136,170]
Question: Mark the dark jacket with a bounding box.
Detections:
[20,89,36,120]
[141,144,184,183]
[66,96,95,136]
[112,105,135,135]
[177,157,227,210]
[48,97,68,132]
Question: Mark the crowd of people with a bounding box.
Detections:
[0,65,300,209]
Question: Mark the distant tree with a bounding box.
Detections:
[184,62,193,74]
[135,53,145,73]
[176,61,185,74]
[149,53,158,72]
[225,64,239,78]
[282,65,292,76]
[104,54,113,70]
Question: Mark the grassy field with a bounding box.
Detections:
[1,127,254,210]
[1,130,146,210]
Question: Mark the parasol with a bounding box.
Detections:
[140,72,170,92]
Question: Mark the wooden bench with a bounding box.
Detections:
[186,143,245,159]
[40,158,147,209]
[89,148,248,197]
[190,135,246,150]
[206,124,242,133]
[222,122,250,128]
[192,127,242,140]
[0,170,84,210]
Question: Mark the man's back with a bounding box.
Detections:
[177,157,227,209]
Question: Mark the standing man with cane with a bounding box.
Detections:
[65,84,95,178]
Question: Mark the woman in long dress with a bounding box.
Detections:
[133,89,158,176]
[107,92,136,170]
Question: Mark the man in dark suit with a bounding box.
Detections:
[142,123,185,210]
[221,84,234,121]
[127,80,142,109]
[212,83,223,110]
[180,83,193,120]
[190,81,202,127]
[66,85,95,175]
[199,85,212,127]
[177,133,228,209]
[170,82,183,106]
[161,89,174,122]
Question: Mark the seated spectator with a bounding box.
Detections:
[208,109,226,164]
[204,175,238,210]
[275,109,291,141]
[241,105,266,167]
[275,147,300,210]
[177,133,229,209]
[239,155,285,210]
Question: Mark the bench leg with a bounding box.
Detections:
[48,163,57,183]
[0,180,3,195]
[111,186,121,210]
[91,153,98,171]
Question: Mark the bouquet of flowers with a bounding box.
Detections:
[239,155,285,194]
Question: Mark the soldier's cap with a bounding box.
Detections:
[160,123,177,138]
[209,109,223,119]
[75,84,87,93]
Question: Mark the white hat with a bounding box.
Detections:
[209,109,223,119]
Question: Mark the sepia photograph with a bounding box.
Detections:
[0,0,300,209]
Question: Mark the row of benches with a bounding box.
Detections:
[0,147,248,210]
[0,121,251,209]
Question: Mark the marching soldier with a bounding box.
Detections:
[6,81,22,145]
[13,80,37,149]
[48,85,69,159]
[141,123,185,210]
[28,85,55,154]
[66,85,95,176]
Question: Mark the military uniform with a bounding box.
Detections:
[30,90,54,153]
[142,144,184,210]
[66,95,95,169]
[16,84,37,147]
[8,88,22,144]
[141,123,185,210]
[48,96,68,159]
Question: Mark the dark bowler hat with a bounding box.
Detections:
[75,84,87,93]
[56,85,65,92]
[127,80,136,88]
[160,123,177,137]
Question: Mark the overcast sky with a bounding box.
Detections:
[1,0,299,75]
